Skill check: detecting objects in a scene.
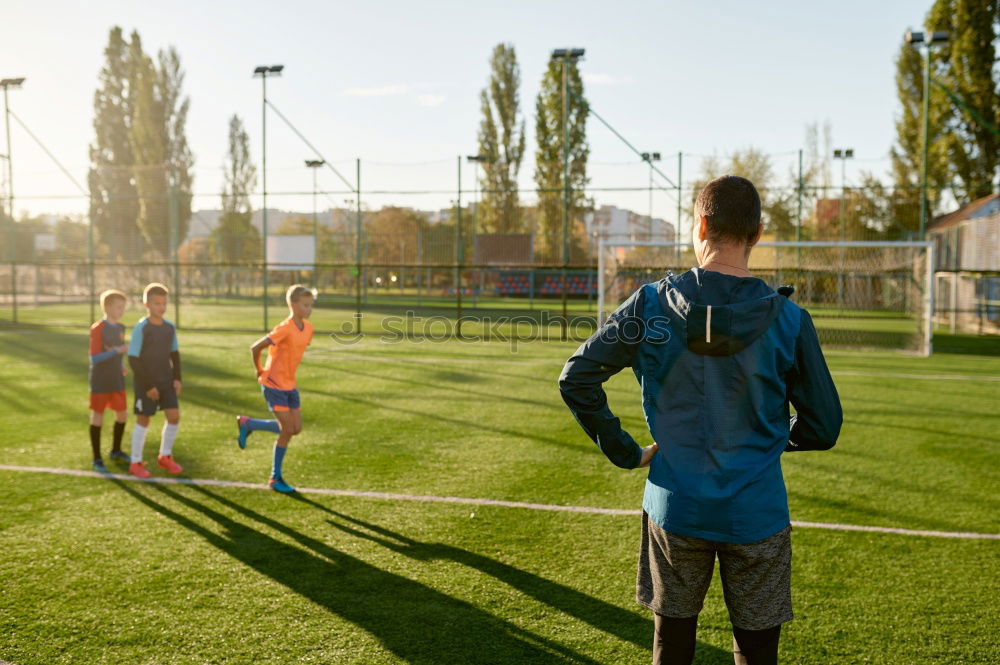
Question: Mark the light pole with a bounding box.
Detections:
[833,148,854,312]
[1,77,24,264]
[1,77,24,323]
[253,64,283,331]
[904,30,948,238]
[550,48,584,341]
[305,159,324,278]
[642,151,661,241]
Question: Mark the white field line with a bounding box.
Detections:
[2,465,998,541]
[832,371,1000,382]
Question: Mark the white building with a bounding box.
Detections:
[585,204,676,243]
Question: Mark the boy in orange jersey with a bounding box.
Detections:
[89,289,130,472]
[236,285,315,493]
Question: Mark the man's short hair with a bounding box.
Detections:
[694,175,761,246]
[286,284,317,306]
[143,283,169,303]
[100,289,126,311]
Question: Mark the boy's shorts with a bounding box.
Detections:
[90,391,126,412]
[636,511,793,631]
[133,384,179,416]
[261,385,300,412]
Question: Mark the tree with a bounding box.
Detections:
[927,0,999,203]
[476,44,526,234]
[212,115,259,265]
[88,27,140,259]
[128,37,194,259]
[889,26,951,230]
[364,206,428,265]
[534,58,590,263]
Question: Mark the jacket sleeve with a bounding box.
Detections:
[558,289,645,469]
[786,310,842,451]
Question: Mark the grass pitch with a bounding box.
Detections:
[0,319,997,664]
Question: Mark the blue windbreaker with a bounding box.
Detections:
[559,269,842,544]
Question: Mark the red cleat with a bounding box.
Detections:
[129,461,151,479]
[157,455,183,475]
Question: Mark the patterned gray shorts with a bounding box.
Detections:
[636,512,793,631]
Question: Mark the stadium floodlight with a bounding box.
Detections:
[253,64,284,331]
[2,76,25,266]
[642,152,662,240]
[903,29,949,238]
[466,154,488,163]
[549,47,585,340]
[305,159,325,273]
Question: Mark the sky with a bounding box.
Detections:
[1,0,929,230]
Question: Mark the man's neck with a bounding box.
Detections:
[147,314,164,325]
[698,245,751,277]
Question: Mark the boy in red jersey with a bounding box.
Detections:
[88,289,130,472]
[236,285,315,493]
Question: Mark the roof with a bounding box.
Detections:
[927,193,1000,233]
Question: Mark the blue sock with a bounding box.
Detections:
[247,418,281,434]
[271,444,287,480]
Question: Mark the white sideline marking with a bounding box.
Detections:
[2,464,998,541]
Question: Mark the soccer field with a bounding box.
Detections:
[1,325,998,664]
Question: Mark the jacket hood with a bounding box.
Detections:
[660,269,788,357]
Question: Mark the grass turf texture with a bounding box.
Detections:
[0,324,997,664]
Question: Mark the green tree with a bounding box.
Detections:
[364,206,429,264]
[128,36,194,259]
[476,44,526,234]
[534,58,590,263]
[212,114,260,265]
[88,26,140,259]
[927,0,999,203]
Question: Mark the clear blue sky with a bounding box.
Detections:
[2,0,927,226]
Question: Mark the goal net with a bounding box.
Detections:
[597,240,935,356]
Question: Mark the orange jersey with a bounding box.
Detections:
[259,317,314,391]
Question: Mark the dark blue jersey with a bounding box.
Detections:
[89,319,126,393]
[128,317,179,391]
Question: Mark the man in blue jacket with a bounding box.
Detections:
[559,175,842,665]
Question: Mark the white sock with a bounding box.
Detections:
[160,423,179,457]
[130,425,148,463]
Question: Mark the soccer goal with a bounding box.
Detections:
[597,239,935,356]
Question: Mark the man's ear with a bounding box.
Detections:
[750,222,763,246]
[697,215,709,242]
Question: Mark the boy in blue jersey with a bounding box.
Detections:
[88,289,130,472]
[127,283,184,479]
[560,176,842,665]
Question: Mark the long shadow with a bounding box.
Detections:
[840,395,1000,421]
[284,494,732,664]
[114,480,608,664]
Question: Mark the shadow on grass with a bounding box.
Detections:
[115,479,612,664]
[932,333,1000,356]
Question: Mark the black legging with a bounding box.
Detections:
[652,614,781,665]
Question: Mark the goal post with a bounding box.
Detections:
[597,238,935,356]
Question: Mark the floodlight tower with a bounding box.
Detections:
[253,64,283,330]
[833,148,854,243]
[903,30,948,238]
[642,151,661,240]
[1,77,25,263]
[550,48,585,340]
[305,159,324,274]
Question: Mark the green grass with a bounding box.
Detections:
[0,321,998,664]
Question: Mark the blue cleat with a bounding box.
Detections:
[236,416,250,449]
[92,460,109,474]
[268,477,296,493]
[109,450,130,464]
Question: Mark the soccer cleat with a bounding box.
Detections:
[129,461,151,479]
[157,455,184,475]
[236,416,250,449]
[92,459,109,474]
[109,450,130,464]
[268,477,296,493]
